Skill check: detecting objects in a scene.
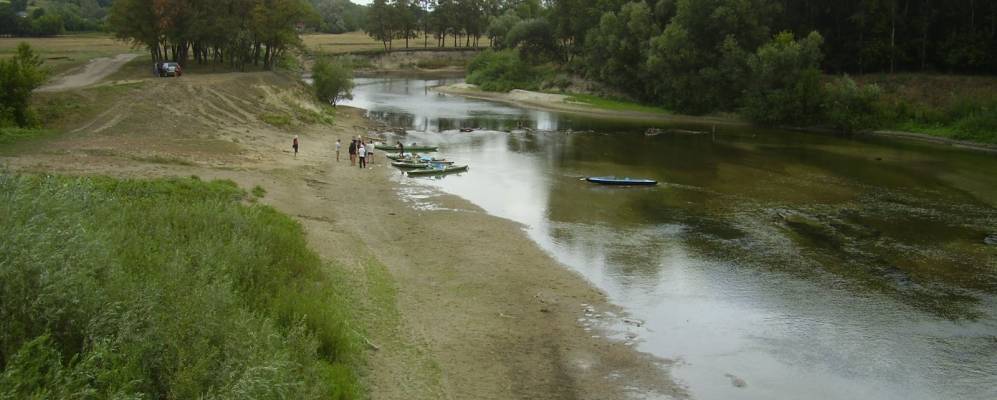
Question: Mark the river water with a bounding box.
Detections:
[342,76,997,400]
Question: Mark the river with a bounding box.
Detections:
[342,76,997,400]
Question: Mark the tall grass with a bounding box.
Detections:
[0,174,361,399]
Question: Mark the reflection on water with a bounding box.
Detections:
[344,76,997,400]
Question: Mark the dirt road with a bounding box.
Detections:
[4,71,686,400]
[37,53,140,92]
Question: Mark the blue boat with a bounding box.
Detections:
[586,176,658,186]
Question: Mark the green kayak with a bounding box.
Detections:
[391,161,432,169]
[377,144,439,152]
[407,165,469,177]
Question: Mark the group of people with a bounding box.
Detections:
[294,135,376,169]
[342,137,373,168]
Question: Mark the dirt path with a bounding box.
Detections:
[37,53,140,92]
[3,72,687,400]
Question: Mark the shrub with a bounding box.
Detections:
[0,43,47,128]
[822,76,883,133]
[467,49,552,92]
[313,59,354,107]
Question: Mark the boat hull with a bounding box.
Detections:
[586,177,658,186]
[408,165,469,177]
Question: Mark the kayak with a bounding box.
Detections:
[391,161,432,169]
[376,144,438,152]
[586,176,658,186]
[408,165,469,177]
[391,160,454,169]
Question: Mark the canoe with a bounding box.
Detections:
[376,144,438,152]
[407,165,469,177]
[586,176,658,186]
[391,161,432,169]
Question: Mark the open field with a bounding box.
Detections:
[0,34,137,76]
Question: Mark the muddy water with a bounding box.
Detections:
[343,76,997,400]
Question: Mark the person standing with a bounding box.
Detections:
[358,141,367,169]
[348,139,357,166]
[335,139,342,162]
[397,141,405,158]
[292,135,299,157]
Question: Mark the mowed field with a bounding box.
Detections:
[0,33,137,76]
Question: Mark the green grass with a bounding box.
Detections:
[0,174,362,399]
[261,113,293,128]
[252,185,267,198]
[0,127,52,146]
[565,93,670,115]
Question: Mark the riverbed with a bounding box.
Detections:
[343,76,997,400]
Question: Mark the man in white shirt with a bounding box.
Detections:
[358,142,367,168]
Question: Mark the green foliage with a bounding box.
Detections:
[312,59,354,107]
[108,0,314,69]
[881,91,997,144]
[0,43,47,128]
[646,0,777,114]
[467,49,552,92]
[742,31,826,125]
[583,1,659,101]
[566,93,670,114]
[0,127,50,146]
[822,76,883,133]
[252,185,268,198]
[261,113,293,127]
[505,18,558,64]
[0,174,361,399]
[486,12,521,49]
[310,0,367,33]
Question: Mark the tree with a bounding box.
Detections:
[584,1,660,100]
[367,0,394,50]
[486,11,521,49]
[313,59,354,107]
[742,31,825,125]
[505,18,557,64]
[0,43,47,127]
[646,0,779,113]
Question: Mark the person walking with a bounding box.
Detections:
[292,135,299,157]
[335,139,341,162]
[348,139,357,166]
[358,141,367,169]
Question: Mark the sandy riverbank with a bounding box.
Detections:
[434,83,744,126]
[2,71,686,399]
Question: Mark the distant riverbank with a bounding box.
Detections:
[435,83,997,154]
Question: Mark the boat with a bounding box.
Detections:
[459,128,474,133]
[407,165,469,177]
[391,160,454,169]
[585,176,658,186]
[376,144,439,152]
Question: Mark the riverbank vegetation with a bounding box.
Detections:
[448,0,997,143]
[0,174,361,399]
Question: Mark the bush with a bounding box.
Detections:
[313,59,354,107]
[742,31,825,126]
[467,49,552,92]
[0,43,47,128]
[822,76,883,133]
[0,174,361,399]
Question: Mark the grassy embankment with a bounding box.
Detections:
[863,74,997,145]
[0,174,366,399]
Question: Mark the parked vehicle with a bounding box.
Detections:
[158,62,182,77]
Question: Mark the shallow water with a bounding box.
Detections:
[343,76,997,400]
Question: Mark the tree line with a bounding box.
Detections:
[410,0,993,131]
[108,0,318,70]
[0,0,110,37]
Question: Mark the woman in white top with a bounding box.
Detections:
[358,142,367,168]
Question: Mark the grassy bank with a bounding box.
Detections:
[0,174,361,399]
[565,94,670,115]
[864,74,997,145]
